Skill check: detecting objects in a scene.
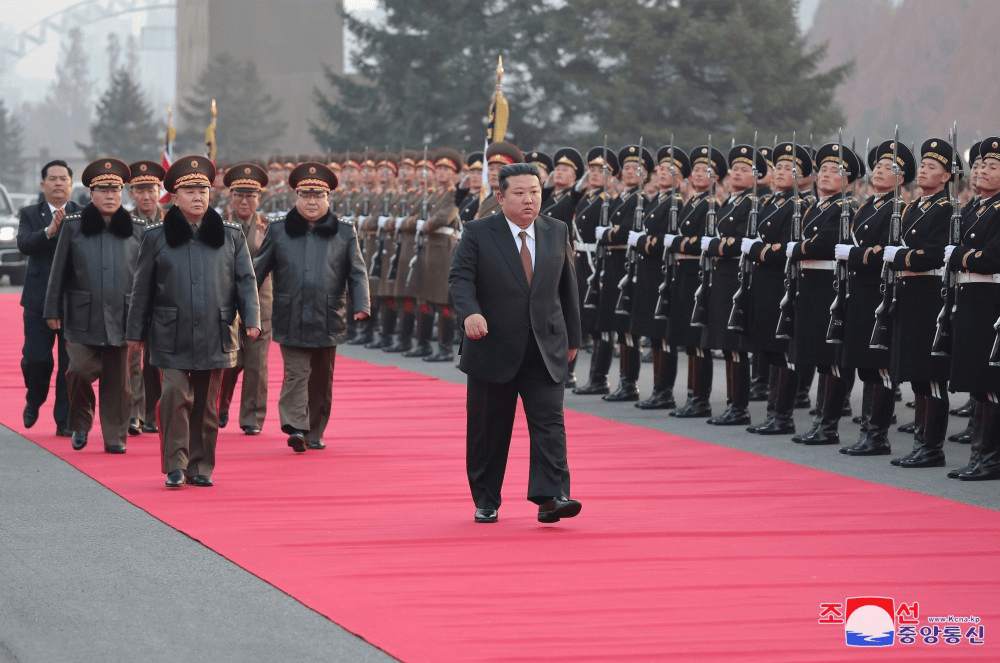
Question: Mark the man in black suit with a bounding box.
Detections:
[449,162,583,524]
[16,160,81,436]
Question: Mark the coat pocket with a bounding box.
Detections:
[272,294,290,336]
[220,306,238,353]
[327,294,345,336]
[66,289,91,332]
[151,306,178,354]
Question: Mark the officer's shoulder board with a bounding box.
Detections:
[338,217,354,225]
[223,220,243,230]
[936,198,949,207]
[64,211,82,222]
[993,200,1000,210]
[145,221,164,230]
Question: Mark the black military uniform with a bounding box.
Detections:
[667,146,726,418]
[630,145,689,409]
[787,143,861,445]
[572,148,620,394]
[457,151,484,224]
[385,150,423,354]
[540,147,586,225]
[594,145,655,402]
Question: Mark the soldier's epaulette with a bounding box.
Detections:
[145,221,164,230]
[223,220,242,230]
[338,217,353,225]
[992,201,1000,210]
[64,212,83,222]
[936,198,949,206]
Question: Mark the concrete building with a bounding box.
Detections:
[176,0,344,154]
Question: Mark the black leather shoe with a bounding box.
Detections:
[950,399,975,417]
[423,349,454,362]
[128,418,143,436]
[105,443,126,454]
[142,421,159,434]
[802,431,840,446]
[306,439,326,450]
[635,391,676,410]
[896,449,945,467]
[56,425,73,438]
[794,394,811,409]
[602,386,639,402]
[287,433,307,453]
[474,508,498,523]
[402,342,432,358]
[383,340,412,353]
[754,418,796,435]
[219,411,229,428]
[23,403,39,428]
[242,425,261,436]
[564,377,577,389]
[897,420,916,433]
[71,431,88,450]
[707,407,751,426]
[748,384,768,402]
[949,424,973,443]
[845,440,891,456]
[187,474,214,487]
[165,469,184,488]
[670,401,712,419]
[537,497,582,523]
[572,381,610,395]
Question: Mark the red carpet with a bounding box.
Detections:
[2,293,997,661]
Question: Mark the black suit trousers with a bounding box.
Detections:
[466,334,571,509]
[21,307,69,425]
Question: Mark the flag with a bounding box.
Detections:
[480,55,509,204]
[205,98,217,163]
[159,105,175,204]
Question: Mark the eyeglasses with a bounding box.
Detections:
[296,191,328,201]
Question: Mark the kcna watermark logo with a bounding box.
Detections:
[818,597,985,647]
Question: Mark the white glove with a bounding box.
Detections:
[628,230,644,247]
[595,226,610,242]
[377,215,390,229]
[740,237,755,255]
[785,241,798,257]
[357,215,367,225]
[700,236,713,252]
[834,243,852,261]
[663,233,677,247]
[416,219,426,232]
[944,244,956,263]
[883,246,900,263]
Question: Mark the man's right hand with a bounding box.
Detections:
[464,314,488,339]
[46,208,65,238]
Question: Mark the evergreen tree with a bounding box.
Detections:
[313,0,852,152]
[177,54,287,161]
[0,99,25,188]
[44,27,95,155]
[79,69,161,162]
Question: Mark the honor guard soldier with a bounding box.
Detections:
[350,152,381,346]
[457,151,485,224]
[385,149,423,354]
[572,147,620,394]
[630,144,689,409]
[367,153,402,350]
[126,160,166,435]
[398,152,438,357]
[253,161,370,453]
[786,142,862,446]
[744,142,813,435]
[218,162,272,435]
[127,156,261,488]
[700,144,768,426]
[475,140,524,221]
[593,144,655,402]
[748,145,774,402]
[44,158,144,453]
[880,138,958,466]
[541,147,586,225]
[525,150,553,183]
[664,145,725,418]
[835,140,914,455]
[945,136,1000,480]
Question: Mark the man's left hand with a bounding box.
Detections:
[569,347,578,363]
[46,318,61,330]
[245,327,261,339]
[354,312,370,321]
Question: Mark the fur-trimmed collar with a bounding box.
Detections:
[284,207,340,238]
[163,204,225,248]
[81,202,135,238]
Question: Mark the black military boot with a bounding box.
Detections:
[402,310,434,357]
[367,302,397,349]
[897,390,926,434]
[957,401,1000,481]
[756,366,797,435]
[950,396,975,417]
[636,345,677,409]
[897,395,947,467]
[671,352,713,418]
[799,373,846,445]
[604,343,640,402]
[891,394,927,466]
[424,311,455,362]
[847,384,894,456]
[842,381,875,453]
[574,339,613,395]
[793,372,828,443]
[708,355,750,425]
[349,307,377,345]
[748,353,768,401]
[948,415,974,443]
[949,401,986,478]
[385,309,414,353]
[748,364,779,433]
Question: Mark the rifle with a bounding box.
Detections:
[405,145,430,288]
[932,122,961,356]
[775,131,802,339]
[369,155,392,280]
[615,137,645,316]
[826,127,850,343]
[691,135,716,327]
[654,135,679,321]
[870,126,902,350]
[728,131,759,333]
[583,135,610,310]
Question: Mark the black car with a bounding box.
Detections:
[0,184,26,286]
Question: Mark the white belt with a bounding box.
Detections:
[956,272,1000,284]
[434,227,457,236]
[576,243,597,252]
[800,260,836,270]
[673,254,700,261]
[899,268,944,278]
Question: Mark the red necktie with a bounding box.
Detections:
[519,230,532,285]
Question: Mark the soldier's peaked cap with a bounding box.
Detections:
[224,162,269,191]
[288,162,338,192]
[164,156,215,193]
[83,158,130,188]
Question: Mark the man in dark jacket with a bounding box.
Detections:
[43,158,144,453]
[253,161,370,453]
[16,159,82,436]
[127,156,261,489]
